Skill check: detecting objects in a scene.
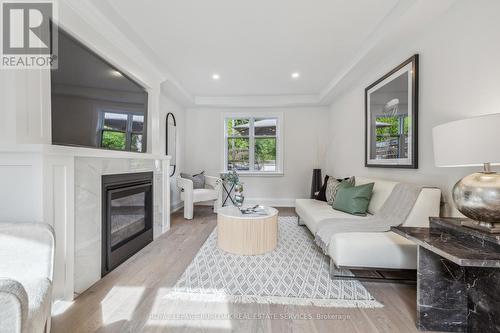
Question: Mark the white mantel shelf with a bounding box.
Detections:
[0,144,171,161]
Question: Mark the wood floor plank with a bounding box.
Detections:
[52,206,425,333]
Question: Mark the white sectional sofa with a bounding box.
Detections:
[295,177,441,271]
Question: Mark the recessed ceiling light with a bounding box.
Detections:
[212,73,220,80]
[291,72,300,79]
[110,70,123,77]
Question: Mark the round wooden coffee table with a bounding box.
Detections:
[217,206,278,255]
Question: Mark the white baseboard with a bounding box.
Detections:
[170,198,296,213]
[171,200,184,213]
[244,198,296,207]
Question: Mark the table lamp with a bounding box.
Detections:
[433,113,500,233]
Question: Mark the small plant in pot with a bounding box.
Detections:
[223,170,240,186]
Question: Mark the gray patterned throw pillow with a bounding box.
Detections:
[192,171,205,189]
[181,171,206,189]
[325,176,355,205]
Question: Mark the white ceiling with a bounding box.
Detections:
[91,0,400,98]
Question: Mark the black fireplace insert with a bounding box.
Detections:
[101,172,153,276]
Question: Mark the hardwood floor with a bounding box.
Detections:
[52,207,426,333]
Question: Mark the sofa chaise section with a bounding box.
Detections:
[295,177,441,271]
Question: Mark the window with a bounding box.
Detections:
[99,111,145,152]
[224,115,282,174]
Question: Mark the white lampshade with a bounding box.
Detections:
[433,113,500,167]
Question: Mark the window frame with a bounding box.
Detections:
[223,112,284,176]
[98,109,146,153]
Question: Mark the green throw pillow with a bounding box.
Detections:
[332,182,374,216]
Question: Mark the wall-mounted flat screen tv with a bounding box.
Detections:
[51,28,148,152]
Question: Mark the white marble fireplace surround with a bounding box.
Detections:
[0,144,171,302]
[74,157,167,294]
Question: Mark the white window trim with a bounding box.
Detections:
[97,108,146,152]
[222,112,284,176]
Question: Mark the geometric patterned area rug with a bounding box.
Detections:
[165,216,382,308]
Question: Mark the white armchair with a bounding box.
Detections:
[177,175,222,219]
[0,222,55,333]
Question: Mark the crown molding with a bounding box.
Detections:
[319,0,457,104]
[194,94,322,108]
[59,0,163,87]
[161,81,195,108]
[318,0,417,104]
[61,0,194,106]
[96,0,195,106]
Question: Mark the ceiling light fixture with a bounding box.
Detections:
[110,70,123,77]
[212,73,220,80]
[291,72,300,79]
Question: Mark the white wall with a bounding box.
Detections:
[159,89,186,210]
[184,107,329,206]
[325,0,500,216]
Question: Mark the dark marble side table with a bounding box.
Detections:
[392,217,500,333]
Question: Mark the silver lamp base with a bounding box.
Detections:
[453,164,500,233]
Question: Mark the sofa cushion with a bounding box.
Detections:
[328,232,417,269]
[295,199,366,234]
[356,177,398,215]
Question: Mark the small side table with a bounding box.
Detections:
[392,217,500,332]
[221,181,236,206]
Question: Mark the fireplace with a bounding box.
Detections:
[101,172,153,276]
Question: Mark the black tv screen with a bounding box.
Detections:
[51,29,148,152]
